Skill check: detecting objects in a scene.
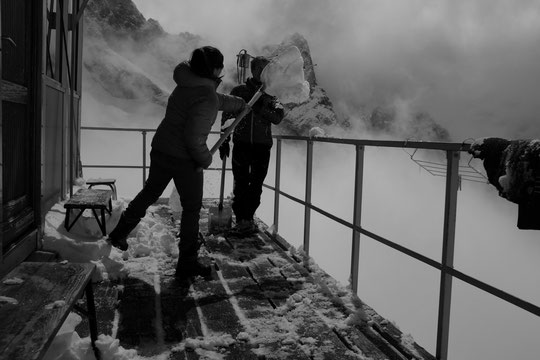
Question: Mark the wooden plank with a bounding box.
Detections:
[116,275,157,348]
[207,231,362,359]
[210,253,310,359]
[0,262,95,360]
[254,231,397,360]
[76,281,119,338]
[244,257,365,359]
[188,278,259,360]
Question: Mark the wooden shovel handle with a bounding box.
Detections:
[209,88,264,155]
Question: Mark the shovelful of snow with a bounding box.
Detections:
[261,46,310,104]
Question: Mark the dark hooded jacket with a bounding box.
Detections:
[151,62,244,168]
[222,77,284,147]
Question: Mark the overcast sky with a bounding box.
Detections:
[132,0,540,141]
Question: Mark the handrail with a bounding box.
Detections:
[80,125,538,360]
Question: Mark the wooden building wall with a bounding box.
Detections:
[0,0,85,276]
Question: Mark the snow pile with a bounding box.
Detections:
[261,46,310,104]
[0,296,18,305]
[42,201,119,264]
[42,193,179,281]
[171,333,235,359]
[2,277,24,285]
[43,313,138,360]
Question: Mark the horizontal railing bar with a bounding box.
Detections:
[81,126,156,133]
[83,165,146,169]
[358,226,442,270]
[263,184,441,269]
[264,183,540,317]
[82,125,222,136]
[84,165,230,171]
[448,267,540,317]
[274,135,472,152]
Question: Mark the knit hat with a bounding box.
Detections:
[250,56,270,81]
[189,46,224,79]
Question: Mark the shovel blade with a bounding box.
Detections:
[208,205,233,234]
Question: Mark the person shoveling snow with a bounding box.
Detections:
[211,46,310,236]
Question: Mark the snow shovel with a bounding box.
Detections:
[206,89,264,235]
[208,155,232,234]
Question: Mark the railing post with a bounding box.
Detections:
[273,139,282,235]
[303,140,314,255]
[142,130,147,185]
[351,145,364,294]
[436,150,460,360]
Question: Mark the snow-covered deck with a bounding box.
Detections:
[41,198,435,360]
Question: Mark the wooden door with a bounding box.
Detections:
[1,1,39,255]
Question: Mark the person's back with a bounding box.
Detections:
[152,61,221,169]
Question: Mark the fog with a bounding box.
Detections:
[133,0,540,140]
[82,1,540,359]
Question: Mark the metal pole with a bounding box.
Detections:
[351,145,364,294]
[436,150,460,360]
[142,131,147,185]
[303,140,313,255]
[273,139,282,234]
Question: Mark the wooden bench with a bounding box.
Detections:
[86,178,117,200]
[64,189,113,237]
[0,262,100,360]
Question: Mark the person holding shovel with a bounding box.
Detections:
[108,46,246,279]
[219,56,285,236]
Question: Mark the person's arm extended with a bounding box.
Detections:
[184,96,218,169]
[217,92,245,114]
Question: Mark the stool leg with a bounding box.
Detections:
[85,282,101,360]
[91,208,106,236]
[64,209,71,230]
[101,208,106,236]
[111,184,117,200]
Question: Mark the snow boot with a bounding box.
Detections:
[175,256,212,279]
[108,212,139,251]
[228,219,258,237]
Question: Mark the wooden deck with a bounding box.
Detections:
[75,200,435,360]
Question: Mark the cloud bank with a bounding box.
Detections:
[133,0,540,140]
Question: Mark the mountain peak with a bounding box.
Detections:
[85,0,164,38]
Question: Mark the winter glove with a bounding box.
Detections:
[219,137,230,159]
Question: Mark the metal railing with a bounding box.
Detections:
[81,126,540,360]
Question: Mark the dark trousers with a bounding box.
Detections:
[124,149,203,258]
[231,141,271,222]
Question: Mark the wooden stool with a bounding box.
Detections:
[86,178,117,200]
[64,189,113,237]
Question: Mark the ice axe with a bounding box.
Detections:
[207,46,310,234]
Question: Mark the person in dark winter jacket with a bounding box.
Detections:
[219,56,284,235]
[108,46,246,278]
